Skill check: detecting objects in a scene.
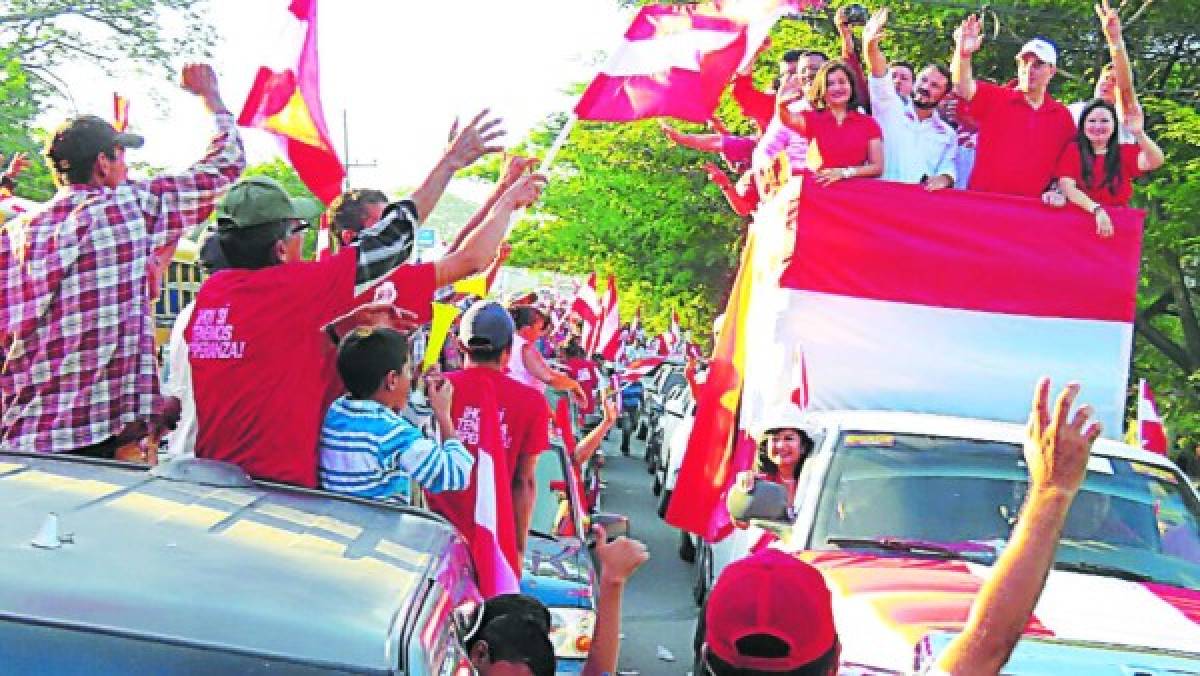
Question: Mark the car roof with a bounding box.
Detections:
[1,452,460,671]
[803,410,1177,469]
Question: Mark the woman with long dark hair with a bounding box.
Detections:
[1055,99,1163,237]
[777,60,884,185]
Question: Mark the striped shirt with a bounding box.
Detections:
[319,396,473,502]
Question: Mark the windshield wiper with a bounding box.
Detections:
[528,528,558,541]
[1053,560,1155,583]
[826,536,996,562]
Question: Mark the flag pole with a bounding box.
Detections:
[537,113,579,175]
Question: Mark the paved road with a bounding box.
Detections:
[598,433,700,676]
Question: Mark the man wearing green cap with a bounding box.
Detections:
[183,120,546,488]
[0,63,244,458]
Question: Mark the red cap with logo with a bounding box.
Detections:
[705,548,837,671]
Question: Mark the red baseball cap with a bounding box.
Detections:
[705,549,837,671]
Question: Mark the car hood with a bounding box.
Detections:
[522,535,593,609]
[802,551,1200,670]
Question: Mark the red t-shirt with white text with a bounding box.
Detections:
[187,250,436,487]
[564,357,601,414]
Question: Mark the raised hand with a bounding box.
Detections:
[428,377,455,418]
[863,7,889,46]
[1024,378,1101,499]
[954,14,984,57]
[498,173,547,210]
[1123,104,1145,136]
[498,154,537,189]
[1095,0,1123,45]
[445,110,506,171]
[180,63,227,113]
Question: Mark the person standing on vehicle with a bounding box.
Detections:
[950,16,1075,198]
[426,301,552,595]
[1,63,245,458]
[185,115,543,487]
[861,8,958,189]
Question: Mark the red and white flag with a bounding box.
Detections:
[594,275,623,360]
[238,0,344,204]
[622,356,667,382]
[570,273,602,348]
[575,1,813,123]
[1136,379,1169,455]
[756,178,1143,438]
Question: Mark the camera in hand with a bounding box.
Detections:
[840,3,869,26]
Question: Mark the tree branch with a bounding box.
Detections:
[1135,314,1193,373]
[1168,252,1200,369]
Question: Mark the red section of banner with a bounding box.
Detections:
[780,178,1143,323]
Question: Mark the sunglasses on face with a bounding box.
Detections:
[285,220,311,237]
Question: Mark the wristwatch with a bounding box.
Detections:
[1091,204,1104,215]
[841,167,856,180]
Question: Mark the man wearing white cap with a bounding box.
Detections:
[950,16,1075,198]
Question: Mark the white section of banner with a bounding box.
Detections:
[599,28,743,77]
[744,288,1132,437]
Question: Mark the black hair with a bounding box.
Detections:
[756,428,814,481]
[330,189,388,238]
[464,343,508,365]
[890,61,915,78]
[510,305,548,330]
[465,594,551,650]
[1076,99,1124,197]
[562,338,586,360]
[217,220,288,270]
[336,327,409,399]
[703,639,839,676]
[474,613,556,676]
[782,49,804,63]
[807,60,864,112]
[803,50,829,61]
[50,146,116,186]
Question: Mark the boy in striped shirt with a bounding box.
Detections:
[319,326,472,502]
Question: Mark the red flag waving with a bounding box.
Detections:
[666,235,756,540]
[575,1,817,123]
[1137,379,1168,456]
[113,93,130,133]
[594,275,622,360]
[239,0,344,204]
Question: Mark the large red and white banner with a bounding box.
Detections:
[575,1,813,123]
[749,178,1143,438]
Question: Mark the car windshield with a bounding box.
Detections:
[530,446,579,538]
[810,432,1200,590]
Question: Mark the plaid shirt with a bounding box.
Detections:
[0,112,245,453]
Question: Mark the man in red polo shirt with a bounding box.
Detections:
[950,15,1075,198]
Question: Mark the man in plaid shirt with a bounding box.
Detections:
[0,63,245,457]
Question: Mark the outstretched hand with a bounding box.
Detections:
[1024,378,1101,499]
[497,173,547,211]
[180,63,226,112]
[862,7,889,46]
[954,14,984,57]
[445,110,506,171]
[1095,0,1123,45]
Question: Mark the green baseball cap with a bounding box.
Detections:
[216,175,325,229]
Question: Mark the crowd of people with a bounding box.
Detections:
[664,2,1164,237]
[0,2,1181,673]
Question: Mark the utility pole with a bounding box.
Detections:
[342,109,378,190]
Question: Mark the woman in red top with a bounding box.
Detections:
[1056,99,1164,237]
[777,60,884,185]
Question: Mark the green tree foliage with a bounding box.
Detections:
[0,1,215,202]
[506,113,743,344]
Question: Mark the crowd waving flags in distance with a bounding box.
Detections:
[592,275,623,360]
[574,0,820,123]
[238,0,344,204]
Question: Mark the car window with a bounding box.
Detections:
[810,432,1200,590]
[531,448,577,537]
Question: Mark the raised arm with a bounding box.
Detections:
[775,76,810,136]
[396,378,474,494]
[862,8,889,78]
[1125,106,1165,172]
[572,396,619,469]
[521,342,586,405]
[434,174,546,287]
[1095,0,1138,117]
[408,111,505,222]
[446,155,536,255]
[582,527,649,676]
[936,379,1100,675]
[951,15,983,101]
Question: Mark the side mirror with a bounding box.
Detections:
[726,479,794,537]
[588,512,631,544]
